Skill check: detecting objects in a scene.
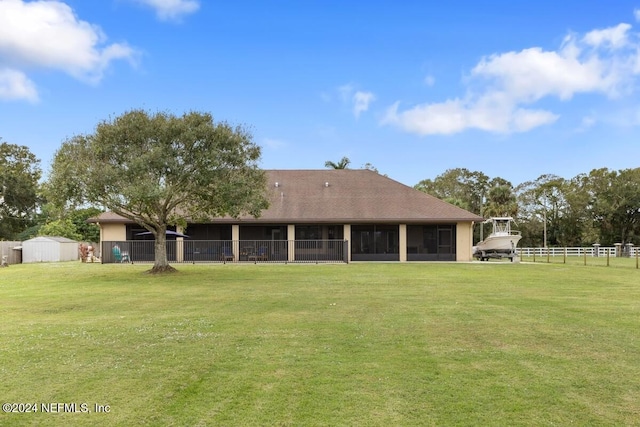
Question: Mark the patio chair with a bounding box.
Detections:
[221,246,234,262]
[248,246,268,262]
[112,245,131,263]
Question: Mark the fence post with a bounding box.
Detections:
[563,247,567,264]
[533,249,536,263]
[547,247,550,263]
[607,248,610,266]
[584,249,587,266]
[637,248,639,269]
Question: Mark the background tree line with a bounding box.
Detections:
[415,168,640,247]
[2,137,639,248]
[0,139,100,243]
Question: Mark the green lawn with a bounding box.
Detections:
[1,262,639,426]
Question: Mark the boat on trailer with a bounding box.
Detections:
[473,217,521,261]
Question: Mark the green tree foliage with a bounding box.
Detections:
[48,110,269,273]
[584,168,640,245]
[0,141,41,240]
[414,168,491,214]
[38,219,82,241]
[483,185,518,218]
[324,157,350,169]
[514,169,640,247]
[36,206,102,243]
[516,169,640,247]
[562,175,596,245]
[415,169,519,243]
[516,174,568,246]
[68,207,101,243]
[419,167,640,248]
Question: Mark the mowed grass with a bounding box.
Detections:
[1,262,639,426]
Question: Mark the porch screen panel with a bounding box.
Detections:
[296,226,321,240]
[351,225,399,261]
[438,227,453,255]
[407,224,456,261]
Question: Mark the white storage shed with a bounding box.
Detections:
[22,236,79,263]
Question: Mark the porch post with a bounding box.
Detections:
[343,224,351,263]
[287,224,295,262]
[399,224,407,262]
[176,226,184,262]
[232,224,240,262]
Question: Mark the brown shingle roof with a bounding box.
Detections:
[91,170,482,224]
[88,211,135,224]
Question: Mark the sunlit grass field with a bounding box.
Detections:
[1,261,639,426]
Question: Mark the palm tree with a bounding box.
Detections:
[483,185,518,217]
[324,157,350,169]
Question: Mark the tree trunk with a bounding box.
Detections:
[149,227,177,274]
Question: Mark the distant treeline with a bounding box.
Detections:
[415,167,640,246]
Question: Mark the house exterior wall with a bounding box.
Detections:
[456,221,475,262]
[101,223,127,242]
[97,221,477,262]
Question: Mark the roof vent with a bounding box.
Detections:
[324,181,329,187]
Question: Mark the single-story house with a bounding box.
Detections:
[92,169,483,263]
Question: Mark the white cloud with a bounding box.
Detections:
[383,20,640,136]
[634,9,640,22]
[0,0,137,100]
[353,91,375,118]
[471,46,616,101]
[132,0,200,21]
[510,108,559,132]
[0,68,38,102]
[582,23,632,49]
[336,84,376,118]
[381,98,558,135]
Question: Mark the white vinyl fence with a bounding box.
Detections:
[518,246,637,258]
[518,246,639,269]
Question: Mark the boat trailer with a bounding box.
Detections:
[473,247,518,262]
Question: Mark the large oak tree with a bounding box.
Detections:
[0,141,41,240]
[48,110,269,273]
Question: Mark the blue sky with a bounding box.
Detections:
[2,0,640,187]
